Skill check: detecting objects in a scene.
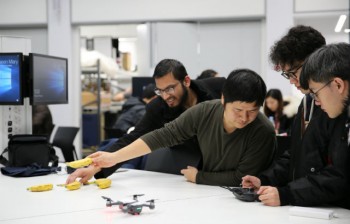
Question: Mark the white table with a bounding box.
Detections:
[0,169,349,224]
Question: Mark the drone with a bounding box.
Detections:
[102,194,155,215]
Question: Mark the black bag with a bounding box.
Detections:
[0,134,58,167]
[1,163,60,177]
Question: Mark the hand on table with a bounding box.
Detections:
[180,166,198,183]
[241,175,261,190]
[258,186,281,206]
[66,165,100,184]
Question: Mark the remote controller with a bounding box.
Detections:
[221,186,259,202]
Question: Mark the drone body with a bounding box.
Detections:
[123,200,155,215]
[102,195,155,215]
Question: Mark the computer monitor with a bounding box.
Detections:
[29,53,68,105]
[132,76,154,98]
[0,52,23,105]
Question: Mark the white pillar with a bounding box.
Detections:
[47,0,82,158]
[265,0,294,96]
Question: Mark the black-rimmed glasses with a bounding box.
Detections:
[309,80,333,101]
[281,64,303,80]
[154,82,180,96]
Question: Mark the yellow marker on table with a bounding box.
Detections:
[87,178,112,189]
[57,181,81,191]
[66,158,92,168]
[27,184,53,192]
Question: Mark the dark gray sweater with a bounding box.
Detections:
[141,100,276,186]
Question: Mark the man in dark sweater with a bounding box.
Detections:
[67,59,225,183]
[80,69,276,186]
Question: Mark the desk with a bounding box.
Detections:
[1,169,349,224]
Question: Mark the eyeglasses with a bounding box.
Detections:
[154,82,180,96]
[309,80,333,101]
[281,64,303,80]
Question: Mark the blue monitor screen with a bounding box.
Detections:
[30,53,68,105]
[0,53,23,105]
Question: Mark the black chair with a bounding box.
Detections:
[52,126,80,162]
[144,145,202,175]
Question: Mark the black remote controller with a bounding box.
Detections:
[221,186,259,202]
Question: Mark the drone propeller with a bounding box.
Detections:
[102,196,112,202]
[132,194,144,200]
[101,196,114,207]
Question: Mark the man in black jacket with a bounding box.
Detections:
[298,43,350,209]
[242,29,350,209]
[67,59,225,183]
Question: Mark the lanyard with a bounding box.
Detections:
[303,95,314,123]
[301,95,315,136]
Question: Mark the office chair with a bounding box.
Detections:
[144,144,202,175]
[52,126,80,162]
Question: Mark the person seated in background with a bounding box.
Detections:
[112,83,157,133]
[67,59,226,184]
[32,105,54,138]
[112,87,132,102]
[263,89,293,134]
[99,83,157,170]
[241,26,350,209]
[82,69,276,186]
[196,69,218,79]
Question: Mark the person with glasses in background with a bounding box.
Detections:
[241,25,349,208]
[67,59,226,184]
[82,69,276,186]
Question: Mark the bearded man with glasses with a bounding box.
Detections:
[240,25,349,208]
[67,59,226,184]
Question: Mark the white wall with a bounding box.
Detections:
[0,0,46,26]
[151,22,199,78]
[47,0,82,158]
[265,0,294,96]
[199,21,262,78]
[72,0,265,24]
[80,24,138,38]
[295,0,349,12]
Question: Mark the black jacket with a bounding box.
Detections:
[95,77,226,178]
[259,100,350,209]
[112,97,146,133]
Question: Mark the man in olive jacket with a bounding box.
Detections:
[67,59,225,183]
[83,69,276,186]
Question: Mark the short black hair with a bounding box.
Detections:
[269,25,326,69]
[153,59,188,81]
[300,43,350,89]
[197,69,217,79]
[142,83,156,99]
[223,69,266,107]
